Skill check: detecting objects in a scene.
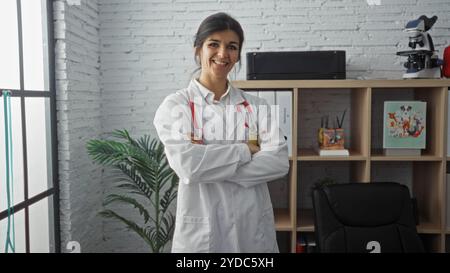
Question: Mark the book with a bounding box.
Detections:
[447,174,450,228]
[258,91,275,105]
[447,90,450,155]
[316,148,349,156]
[306,241,317,253]
[276,91,292,157]
[383,101,426,150]
[296,236,307,253]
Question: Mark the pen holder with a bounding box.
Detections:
[318,128,345,150]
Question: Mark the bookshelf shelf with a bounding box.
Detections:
[417,222,442,234]
[234,79,450,253]
[370,155,443,161]
[297,148,365,161]
[296,209,315,232]
[274,208,292,231]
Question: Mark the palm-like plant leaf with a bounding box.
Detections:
[87,129,178,253]
[99,209,156,252]
[115,164,154,200]
[103,194,153,224]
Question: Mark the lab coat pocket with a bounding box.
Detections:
[255,209,278,253]
[172,216,211,253]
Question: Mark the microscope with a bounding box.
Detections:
[396,15,443,79]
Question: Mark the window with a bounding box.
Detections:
[0,0,59,253]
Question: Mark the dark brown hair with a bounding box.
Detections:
[193,12,244,69]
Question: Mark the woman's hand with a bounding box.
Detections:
[246,142,260,155]
[189,133,204,144]
[189,133,260,155]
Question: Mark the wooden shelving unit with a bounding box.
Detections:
[233,79,450,253]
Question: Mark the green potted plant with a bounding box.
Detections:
[86,129,178,253]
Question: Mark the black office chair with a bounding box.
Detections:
[312,182,425,253]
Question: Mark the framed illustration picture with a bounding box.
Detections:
[383,101,426,149]
[383,101,427,149]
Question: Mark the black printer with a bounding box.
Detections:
[246,51,346,80]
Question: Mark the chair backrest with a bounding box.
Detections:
[312,182,425,253]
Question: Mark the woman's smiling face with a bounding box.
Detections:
[197,30,240,81]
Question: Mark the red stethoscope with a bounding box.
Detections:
[188,99,253,144]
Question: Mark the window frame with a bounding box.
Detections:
[0,0,60,253]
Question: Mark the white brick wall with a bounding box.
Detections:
[54,0,104,253]
[98,0,450,140]
[56,0,450,252]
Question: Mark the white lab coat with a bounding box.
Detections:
[153,79,289,253]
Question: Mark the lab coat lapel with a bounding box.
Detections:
[188,80,206,106]
[187,80,207,138]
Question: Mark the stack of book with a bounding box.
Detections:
[317,148,349,156]
[252,90,293,157]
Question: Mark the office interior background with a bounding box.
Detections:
[1,0,450,253]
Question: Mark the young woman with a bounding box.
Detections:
[153,12,289,253]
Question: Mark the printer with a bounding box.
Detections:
[246,51,346,80]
